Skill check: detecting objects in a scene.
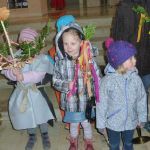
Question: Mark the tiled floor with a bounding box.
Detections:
[0,118,150,150]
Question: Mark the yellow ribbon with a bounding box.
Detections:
[137,13,146,42]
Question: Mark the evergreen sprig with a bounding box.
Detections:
[83,24,96,40]
[0,42,9,56]
[18,42,37,61]
[132,5,150,23]
[0,20,8,33]
[36,20,50,50]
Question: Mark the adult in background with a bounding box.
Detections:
[111,0,150,93]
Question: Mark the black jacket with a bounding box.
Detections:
[111,0,150,76]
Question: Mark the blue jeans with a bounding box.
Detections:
[107,128,134,150]
[142,74,150,93]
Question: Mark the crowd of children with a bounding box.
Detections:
[0,1,149,149]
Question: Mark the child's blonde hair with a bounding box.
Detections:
[116,65,128,74]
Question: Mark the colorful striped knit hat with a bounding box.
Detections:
[18,28,38,43]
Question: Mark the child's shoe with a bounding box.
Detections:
[65,123,70,130]
[25,134,36,150]
[41,132,51,150]
[68,137,78,150]
[84,139,94,150]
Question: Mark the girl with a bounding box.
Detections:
[96,38,147,150]
[2,28,54,150]
[53,15,101,150]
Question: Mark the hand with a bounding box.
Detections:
[12,68,23,81]
[137,122,146,128]
[7,55,14,62]
[98,128,107,135]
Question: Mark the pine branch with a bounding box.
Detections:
[0,42,9,56]
[0,20,8,33]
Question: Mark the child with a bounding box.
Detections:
[96,38,147,150]
[53,15,101,150]
[2,28,54,150]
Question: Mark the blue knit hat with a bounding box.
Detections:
[105,38,137,69]
[56,15,75,32]
[55,15,83,59]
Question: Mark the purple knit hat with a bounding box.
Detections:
[18,28,38,43]
[105,38,137,69]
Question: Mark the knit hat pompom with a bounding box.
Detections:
[56,15,75,32]
[105,37,114,49]
[18,28,38,43]
[107,40,137,69]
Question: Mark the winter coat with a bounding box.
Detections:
[96,64,147,131]
[111,1,150,76]
[53,23,101,114]
[53,56,101,112]
[2,54,54,130]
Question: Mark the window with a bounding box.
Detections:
[8,0,28,9]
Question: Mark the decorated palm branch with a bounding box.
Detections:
[82,24,96,40]
[81,24,99,103]
[67,24,100,107]
[132,5,150,42]
[0,7,51,70]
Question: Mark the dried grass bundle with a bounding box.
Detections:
[0,7,9,21]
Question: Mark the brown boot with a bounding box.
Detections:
[84,139,94,150]
[68,137,78,150]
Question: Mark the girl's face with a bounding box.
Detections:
[62,31,82,59]
[122,56,136,71]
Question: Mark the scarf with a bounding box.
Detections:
[67,40,100,103]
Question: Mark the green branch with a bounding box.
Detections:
[0,42,9,56]
[132,5,150,23]
[83,24,96,40]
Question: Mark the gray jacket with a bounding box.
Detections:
[96,64,147,131]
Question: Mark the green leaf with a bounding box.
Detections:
[132,5,150,22]
[83,24,96,40]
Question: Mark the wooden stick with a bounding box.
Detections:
[0,20,14,59]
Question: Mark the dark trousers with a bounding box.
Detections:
[107,128,134,150]
[142,74,150,93]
